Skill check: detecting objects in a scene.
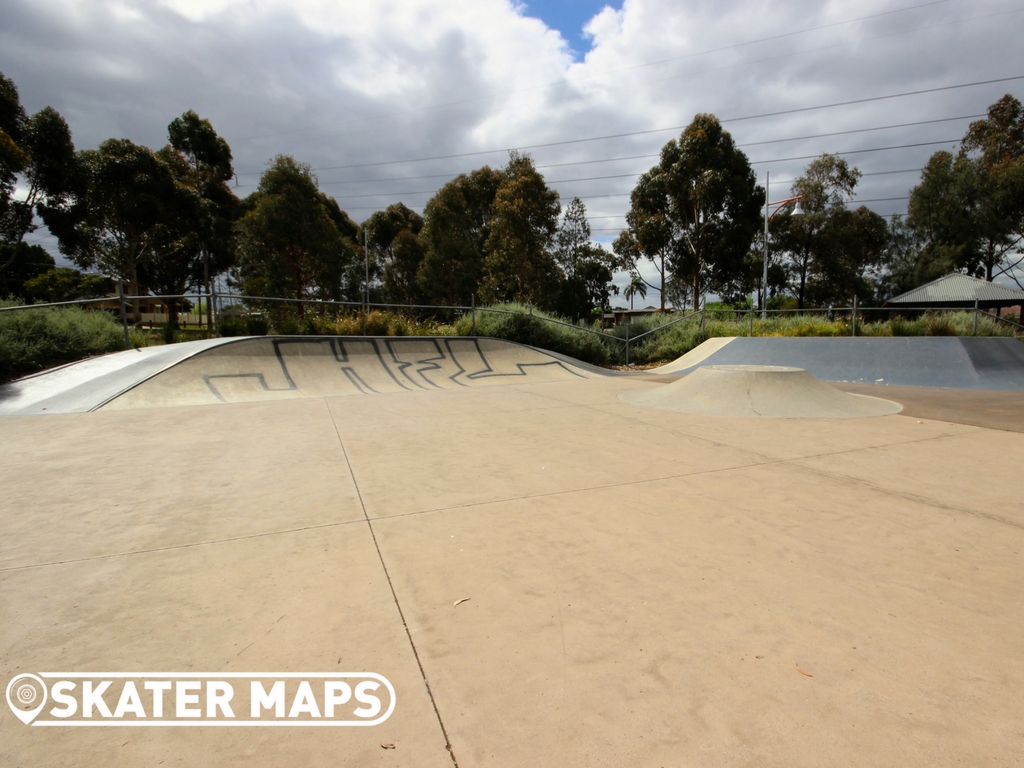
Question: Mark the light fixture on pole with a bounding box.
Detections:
[761,170,803,320]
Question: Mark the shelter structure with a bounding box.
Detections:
[885,272,1024,313]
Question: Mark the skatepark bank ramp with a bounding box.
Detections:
[0,336,602,415]
[655,336,1024,390]
[5,333,1022,416]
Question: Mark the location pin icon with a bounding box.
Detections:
[6,674,48,725]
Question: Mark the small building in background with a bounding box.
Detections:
[91,295,205,327]
[603,306,666,327]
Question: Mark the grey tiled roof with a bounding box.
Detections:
[887,273,1024,307]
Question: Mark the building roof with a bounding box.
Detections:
[607,305,661,314]
[886,273,1024,308]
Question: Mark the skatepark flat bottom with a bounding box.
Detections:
[3,375,1023,767]
[834,381,1024,433]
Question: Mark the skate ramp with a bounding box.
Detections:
[621,365,902,418]
[0,338,239,416]
[659,336,1024,389]
[0,336,602,415]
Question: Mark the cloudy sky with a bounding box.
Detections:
[2,0,1022,303]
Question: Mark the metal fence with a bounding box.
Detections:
[2,286,1021,361]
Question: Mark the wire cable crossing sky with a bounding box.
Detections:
[2,0,1022,296]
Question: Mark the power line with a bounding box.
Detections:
[751,138,959,165]
[311,139,958,200]
[862,168,924,176]
[246,75,1019,175]
[738,115,979,147]
[310,114,981,186]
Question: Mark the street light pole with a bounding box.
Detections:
[363,224,369,336]
[760,170,803,321]
[762,171,769,321]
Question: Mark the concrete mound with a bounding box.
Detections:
[619,364,902,418]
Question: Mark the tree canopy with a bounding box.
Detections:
[150,111,240,326]
[2,68,1022,322]
[902,96,1024,289]
[555,197,618,320]
[479,152,562,307]
[236,156,358,306]
[418,167,502,306]
[365,202,425,306]
[0,72,80,276]
[774,154,887,308]
[55,138,200,320]
[616,114,762,310]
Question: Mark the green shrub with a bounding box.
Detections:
[0,299,125,383]
[455,303,611,366]
[245,314,269,335]
[889,317,922,336]
[925,312,956,336]
[218,314,249,337]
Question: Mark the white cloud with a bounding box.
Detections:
[3,0,1021,287]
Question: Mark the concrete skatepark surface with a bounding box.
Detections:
[2,335,1023,766]
[619,365,902,418]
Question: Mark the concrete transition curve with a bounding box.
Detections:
[0,336,602,415]
[620,364,903,419]
[656,336,1024,390]
[3,333,1021,416]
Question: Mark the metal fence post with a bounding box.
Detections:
[471,294,476,336]
[973,299,979,335]
[851,295,857,337]
[749,309,754,337]
[625,321,629,366]
[700,306,707,334]
[212,286,220,337]
[117,280,130,349]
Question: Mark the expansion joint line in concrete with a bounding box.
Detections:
[326,399,460,768]
[792,462,1024,531]
[364,425,1013,535]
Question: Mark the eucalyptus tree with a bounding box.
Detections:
[54,138,197,322]
[0,72,28,248]
[906,151,1018,285]
[418,167,502,306]
[0,72,81,277]
[774,154,888,308]
[236,156,356,309]
[480,152,561,308]
[555,197,617,319]
[899,96,1024,289]
[162,110,240,327]
[365,202,425,306]
[960,94,1024,285]
[615,114,762,311]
